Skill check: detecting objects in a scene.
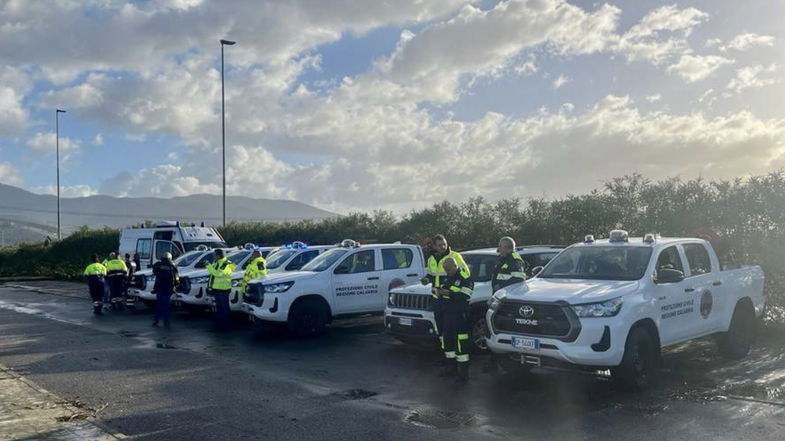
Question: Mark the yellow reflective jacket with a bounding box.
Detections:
[84,262,107,276]
[426,249,470,297]
[207,257,235,291]
[242,257,267,292]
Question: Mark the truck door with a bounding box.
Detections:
[332,249,379,314]
[378,247,420,309]
[654,245,693,345]
[682,242,724,335]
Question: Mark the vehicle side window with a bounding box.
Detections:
[136,239,152,260]
[382,248,413,270]
[195,253,216,269]
[154,241,180,260]
[286,250,319,271]
[536,252,559,266]
[656,246,684,273]
[683,243,712,276]
[335,250,376,274]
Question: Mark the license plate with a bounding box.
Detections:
[511,336,540,350]
[398,317,413,326]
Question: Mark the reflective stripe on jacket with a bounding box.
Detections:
[426,250,470,297]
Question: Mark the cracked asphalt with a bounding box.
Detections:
[1,281,784,441]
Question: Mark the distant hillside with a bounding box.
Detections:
[0,183,337,245]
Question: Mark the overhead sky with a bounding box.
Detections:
[1,0,783,213]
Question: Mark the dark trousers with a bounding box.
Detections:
[88,277,104,303]
[154,290,173,323]
[108,276,125,301]
[212,290,231,330]
[442,297,470,364]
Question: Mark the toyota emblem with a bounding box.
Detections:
[519,305,534,318]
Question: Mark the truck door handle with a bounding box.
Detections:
[684,287,695,292]
[406,273,419,277]
[367,277,379,280]
[712,281,723,286]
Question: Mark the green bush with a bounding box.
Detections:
[2,172,783,320]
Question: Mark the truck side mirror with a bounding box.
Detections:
[655,268,685,284]
[531,266,544,277]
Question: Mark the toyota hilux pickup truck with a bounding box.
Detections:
[486,230,765,390]
[242,240,426,337]
[384,246,563,352]
[131,248,218,309]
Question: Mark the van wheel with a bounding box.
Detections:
[717,300,755,359]
[611,326,659,391]
[469,312,489,353]
[287,299,328,338]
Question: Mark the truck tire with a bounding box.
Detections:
[287,298,328,338]
[717,300,755,360]
[611,326,658,391]
[469,311,489,353]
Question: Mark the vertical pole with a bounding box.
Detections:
[221,43,226,228]
[56,111,61,240]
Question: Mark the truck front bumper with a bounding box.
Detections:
[132,289,158,302]
[241,294,289,323]
[174,285,211,307]
[384,308,438,340]
[486,309,628,367]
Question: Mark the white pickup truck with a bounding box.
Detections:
[384,246,563,352]
[486,230,765,389]
[243,241,426,337]
[131,249,218,308]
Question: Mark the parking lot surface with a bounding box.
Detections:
[1,281,784,441]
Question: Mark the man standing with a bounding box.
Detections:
[242,249,267,293]
[436,257,474,383]
[492,237,526,293]
[84,255,107,315]
[104,252,128,311]
[207,249,236,331]
[152,252,179,327]
[420,234,470,353]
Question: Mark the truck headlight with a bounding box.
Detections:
[388,293,396,307]
[264,281,294,293]
[572,297,623,318]
[191,276,209,285]
[488,291,506,311]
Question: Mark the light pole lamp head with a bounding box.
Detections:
[56,109,66,113]
[220,39,236,45]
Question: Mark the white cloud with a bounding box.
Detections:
[666,54,733,83]
[125,133,147,142]
[721,33,775,52]
[93,133,104,146]
[26,132,81,155]
[0,66,33,137]
[32,184,97,198]
[645,94,662,103]
[0,161,22,186]
[727,64,779,93]
[553,74,570,89]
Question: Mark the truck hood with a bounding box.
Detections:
[256,271,318,285]
[502,278,641,304]
[390,280,491,295]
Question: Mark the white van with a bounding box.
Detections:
[118,221,227,269]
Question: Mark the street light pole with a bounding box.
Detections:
[220,39,236,228]
[55,109,66,240]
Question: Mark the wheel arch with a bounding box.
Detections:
[628,317,662,358]
[288,294,333,323]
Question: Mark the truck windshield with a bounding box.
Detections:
[227,250,251,265]
[301,249,348,272]
[184,241,228,251]
[540,246,653,281]
[174,251,202,267]
[266,250,296,269]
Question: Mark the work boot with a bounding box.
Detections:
[93,303,102,315]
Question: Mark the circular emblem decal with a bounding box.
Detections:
[700,290,713,319]
[519,305,534,318]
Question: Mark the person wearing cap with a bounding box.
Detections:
[207,248,236,331]
[152,252,179,326]
[436,257,474,382]
[242,249,268,293]
[84,255,107,315]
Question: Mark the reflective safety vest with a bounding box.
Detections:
[493,253,525,282]
[105,258,128,277]
[84,262,107,277]
[426,249,470,297]
[440,270,474,300]
[207,257,235,291]
[242,257,268,291]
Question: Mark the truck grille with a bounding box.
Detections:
[392,293,432,311]
[243,284,264,306]
[492,301,580,342]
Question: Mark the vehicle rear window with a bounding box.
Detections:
[382,248,413,270]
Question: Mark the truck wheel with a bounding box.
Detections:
[287,299,328,338]
[611,326,658,391]
[469,312,489,353]
[717,300,755,360]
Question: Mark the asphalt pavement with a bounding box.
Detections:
[0,281,784,441]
